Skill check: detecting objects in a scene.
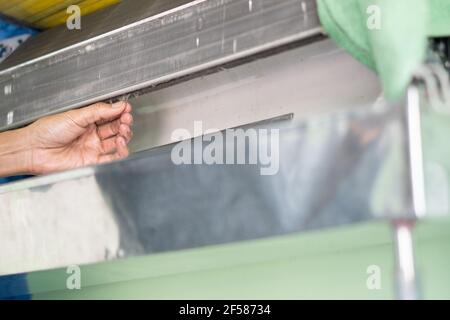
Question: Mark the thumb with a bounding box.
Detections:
[67,102,128,127]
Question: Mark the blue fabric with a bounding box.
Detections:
[0,17,37,62]
[0,176,32,185]
[0,274,30,300]
[0,17,35,296]
[0,17,37,40]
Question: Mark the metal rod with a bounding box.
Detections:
[392,219,420,300]
[392,84,426,300]
[406,85,427,218]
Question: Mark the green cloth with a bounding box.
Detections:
[318,0,450,100]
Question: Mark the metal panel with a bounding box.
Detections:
[0,0,194,66]
[0,98,411,276]
[0,40,410,276]
[128,39,381,152]
[0,0,322,131]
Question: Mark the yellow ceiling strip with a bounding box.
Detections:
[4,0,84,23]
[0,0,120,28]
[34,0,120,29]
[0,0,26,12]
[0,1,34,21]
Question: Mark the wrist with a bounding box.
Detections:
[0,126,34,177]
[23,125,36,174]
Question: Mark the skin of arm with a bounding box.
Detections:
[0,101,133,178]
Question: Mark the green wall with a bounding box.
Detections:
[27,219,450,299]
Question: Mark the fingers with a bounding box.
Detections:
[97,118,121,140]
[120,112,133,125]
[67,101,130,128]
[97,105,133,140]
[97,116,133,140]
[95,102,133,125]
[119,123,133,143]
[67,101,133,165]
[116,136,129,157]
[101,136,118,154]
[99,136,129,164]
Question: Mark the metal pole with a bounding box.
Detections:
[392,219,419,300]
[392,85,426,300]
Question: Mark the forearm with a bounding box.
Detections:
[0,127,32,178]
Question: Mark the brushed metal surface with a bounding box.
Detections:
[128,39,380,152]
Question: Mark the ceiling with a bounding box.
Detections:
[0,0,121,29]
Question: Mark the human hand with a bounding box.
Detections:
[26,101,133,175]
